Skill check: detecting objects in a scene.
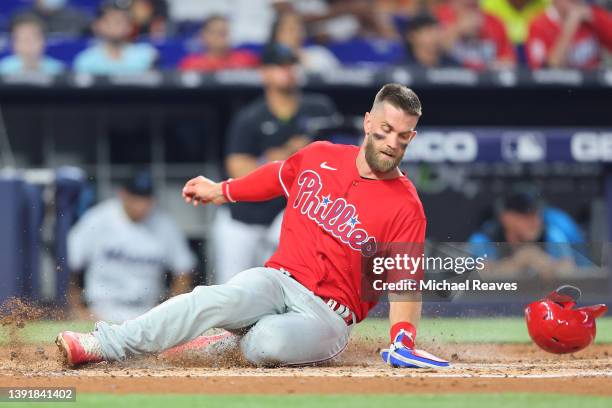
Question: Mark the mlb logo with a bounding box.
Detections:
[501,132,546,162]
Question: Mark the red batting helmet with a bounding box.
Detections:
[525,285,607,354]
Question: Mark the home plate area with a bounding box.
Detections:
[1,339,611,396]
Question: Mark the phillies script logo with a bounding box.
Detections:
[293,170,376,251]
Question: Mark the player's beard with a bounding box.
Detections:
[364,133,404,173]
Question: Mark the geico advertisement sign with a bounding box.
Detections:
[571,132,612,162]
[402,131,478,162]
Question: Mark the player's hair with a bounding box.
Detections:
[372,83,422,117]
[11,13,45,33]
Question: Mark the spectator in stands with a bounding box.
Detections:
[171,0,276,45]
[375,0,434,35]
[74,1,158,75]
[402,13,458,68]
[67,171,196,323]
[211,44,338,284]
[268,11,340,73]
[178,15,259,72]
[469,187,585,280]
[435,0,516,70]
[0,14,64,75]
[481,0,548,45]
[129,0,174,39]
[17,0,91,37]
[526,0,612,69]
[281,0,397,42]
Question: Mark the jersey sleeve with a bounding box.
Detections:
[223,161,286,202]
[224,141,320,202]
[278,150,303,197]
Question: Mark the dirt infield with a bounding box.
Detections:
[1,339,611,395]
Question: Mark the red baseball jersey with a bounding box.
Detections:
[224,141,426,322]
[435,5,515,70]
[526,6,612,69]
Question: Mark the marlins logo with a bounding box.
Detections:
[292,170,375,251]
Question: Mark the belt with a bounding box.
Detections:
[277,268,356,327]
[323,298,356,327]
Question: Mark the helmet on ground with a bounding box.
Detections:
[525,285,607,354]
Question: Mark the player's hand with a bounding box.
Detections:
[182,176,227,207]
[380,329,450,368]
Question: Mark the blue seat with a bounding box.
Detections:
[45,37,90,64]
[0,1,33,16]
[326,38,404,65]
[0,0,31,31]
[150,38,189,69]
[71,0,101,14]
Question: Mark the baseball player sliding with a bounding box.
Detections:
[56,83,449,369]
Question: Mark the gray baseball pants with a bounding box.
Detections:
[93,267,351,366]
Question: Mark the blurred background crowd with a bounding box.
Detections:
[1,0,612,75]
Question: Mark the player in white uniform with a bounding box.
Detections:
[67,172,197,323]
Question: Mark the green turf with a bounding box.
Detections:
[353,317,612,344]
[2,317,612,345]
[4,394,612,408]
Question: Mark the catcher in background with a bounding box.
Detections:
[56,84,449,369]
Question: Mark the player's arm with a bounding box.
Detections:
[380,217,449,368]
[389,293,422,331]
[385,218,425,349]
[183,141,313,206]
[387,291,421,347]
[182,160,288,206]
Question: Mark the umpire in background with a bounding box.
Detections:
[211,44,339,283]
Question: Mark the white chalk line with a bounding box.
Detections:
[20,369,612,379]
